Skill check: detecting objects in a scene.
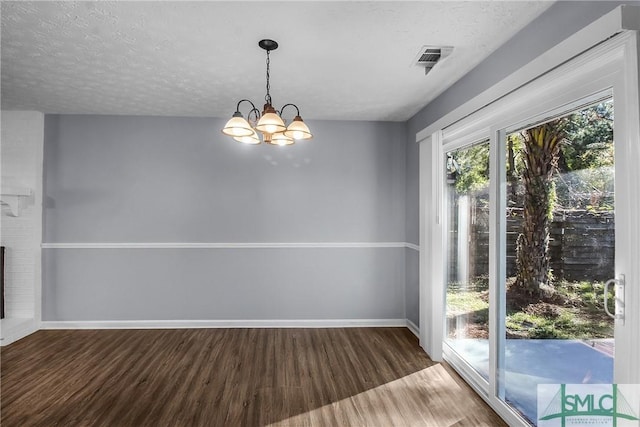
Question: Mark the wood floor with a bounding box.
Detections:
[1,328,505,426]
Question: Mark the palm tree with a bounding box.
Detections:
[515,121,566,294]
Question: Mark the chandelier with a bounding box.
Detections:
[222,39,313,146]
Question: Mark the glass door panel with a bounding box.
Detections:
[498,100,615,424]
[445,139,491,380]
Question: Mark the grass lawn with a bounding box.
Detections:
[446,278,614,339]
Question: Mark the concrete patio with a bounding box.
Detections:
[447,338,614,423]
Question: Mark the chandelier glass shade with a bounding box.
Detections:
[222,39,313,146]
[232,129,261,145]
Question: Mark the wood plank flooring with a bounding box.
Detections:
[1,328,506,426]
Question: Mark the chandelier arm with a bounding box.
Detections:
[247,107,260,127]
[278,103,301,118]
[236,99,258,113]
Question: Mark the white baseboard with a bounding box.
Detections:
[406,319,420,338]
[0,318,38,346]
[40,318,409,330]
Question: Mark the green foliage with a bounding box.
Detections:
[506,309,609,339]
[507,311,565,339]
[555,280,614,314]
[450,101,614,213]
[547,180,556,220]
[447,277,613,339]
[555,101,614,211]
[446,290,488,316]
[560,101,614,171]
[506,101,614,212]
[448,142,490,195]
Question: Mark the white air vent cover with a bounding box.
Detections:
[413,45,454,75]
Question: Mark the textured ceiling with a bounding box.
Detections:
[1,1,553,121]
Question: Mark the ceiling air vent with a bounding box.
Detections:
[413,45,454,75]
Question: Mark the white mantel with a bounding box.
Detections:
[1,185,32,217]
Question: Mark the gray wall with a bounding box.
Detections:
[43,115,407,321]
[404,248,419,327]
[406,1,637,134]
[42,2,634,325]
[403,1,637,328]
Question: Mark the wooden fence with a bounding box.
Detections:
[449,208,615,283]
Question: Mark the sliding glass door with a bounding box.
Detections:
[436,31,640,427]
[497,99,617,424]
[444,140,491,382]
